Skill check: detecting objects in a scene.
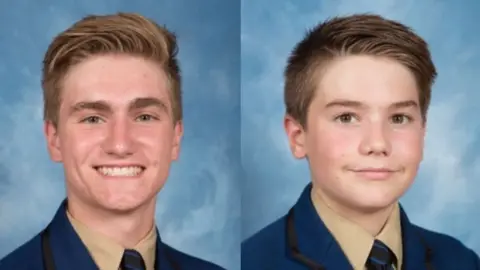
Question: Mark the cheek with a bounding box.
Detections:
[136,128,175,155]
[391,131,424,162]
[308,126,359,164]
[60,129,102,160]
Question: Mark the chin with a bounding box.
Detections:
[351,179,406,208]
[347,194,399,214]
[96,195,151,213]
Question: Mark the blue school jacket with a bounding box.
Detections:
[0,200,225,270]
[242,183,480,270]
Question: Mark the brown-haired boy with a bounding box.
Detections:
[242,13,479,270]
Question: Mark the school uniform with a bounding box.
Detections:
[241,183,480,269]
[0,199,225,270]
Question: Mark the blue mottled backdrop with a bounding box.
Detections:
[0,1,240,269]
[241,0,480,255]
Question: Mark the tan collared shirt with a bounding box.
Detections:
[67,211,157,270]
[311,192,403,270]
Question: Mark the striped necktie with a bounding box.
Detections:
[366,239,397,270]
[120,249,146,270]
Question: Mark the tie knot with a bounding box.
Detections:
[366,239,397,270]
[121,249,146,270]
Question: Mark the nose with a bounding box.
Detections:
[358,122,392,156]
[102,118,135,157]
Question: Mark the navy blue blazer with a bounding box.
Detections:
[242,183,480,270]
[0,200,224,270]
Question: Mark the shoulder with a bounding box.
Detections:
[162,243,226,270]
[412,224,480,268]
[0,233,44,270]
[242,214,288,268]
[242,214,287,249]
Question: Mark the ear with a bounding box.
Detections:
[420,119,427,160]
[284,114,307,159]
[171,120,184,161]
[44,121,63,162]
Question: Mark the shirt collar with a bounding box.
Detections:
[311,187,403,269]
[67,210,157,270]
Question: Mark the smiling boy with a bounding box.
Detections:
[241,14,480,270]
[0,12,223,270]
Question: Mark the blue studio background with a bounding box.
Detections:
[0,1,240,269]
[242,0,480,255]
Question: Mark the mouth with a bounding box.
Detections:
[93,165,145,177]
[350,168,397,180]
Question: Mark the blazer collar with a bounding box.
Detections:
[288,183,430,270]
[46,199,177,270]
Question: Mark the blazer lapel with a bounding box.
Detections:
[46,199,99,270]
[399,205,431,270]
[288,183,353,270]
[154,229,177,270]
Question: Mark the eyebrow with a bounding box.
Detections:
[324,99,419,109]
[129,97,168,112]
[69,97,169,115]
[390,100,419,109]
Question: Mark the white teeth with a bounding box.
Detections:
[97,166,143,177]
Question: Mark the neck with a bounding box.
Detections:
[66,194,156,248]
[311,186,395,236]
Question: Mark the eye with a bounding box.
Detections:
[80,116,104,124]
[391,114,412,124]
[334,113,358,123]
[135,114,157,122]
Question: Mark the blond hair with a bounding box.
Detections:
[42,12,182,126]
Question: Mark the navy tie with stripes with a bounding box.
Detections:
[366,239,397,270]
[120,249,146,270]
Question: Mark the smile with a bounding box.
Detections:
[94,166,145,177]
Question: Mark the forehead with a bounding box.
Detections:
[315,55,419,105]
[60,54,170,107]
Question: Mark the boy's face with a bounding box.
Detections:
[285,55,425,213]
[44,54,183,213]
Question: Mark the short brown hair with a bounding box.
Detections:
[284,13,437,128]
[42,12,182,127]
